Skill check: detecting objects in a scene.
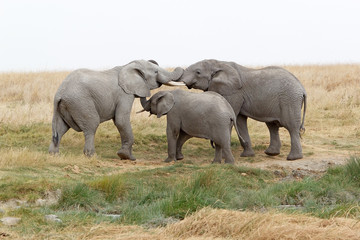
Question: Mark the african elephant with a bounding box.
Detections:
[139,89,245,164]
[177,59,307,160]
[48,60,184,159]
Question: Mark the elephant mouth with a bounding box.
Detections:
[187,82,195,89]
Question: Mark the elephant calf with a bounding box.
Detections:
[139,89,245,164]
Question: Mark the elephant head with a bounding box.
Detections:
[140,91,175,118]
[118,60,184,98]
[178,59,242,95]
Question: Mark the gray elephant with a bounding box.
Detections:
[139,89,245,164]
[48,60,184,159]
[177,59,307,160]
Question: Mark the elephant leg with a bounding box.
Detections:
[83,128,98,157]
[49,114,69,154]
[79,115,100,157]
[176,130,192,160]
[265,122,281,156]
[165,124,179,163]
[287,129,303,160]
[64,101,100,157]
[237,115,255,157]
[222,146,235,164]
[212,144,222,164]
[114,97,136,160]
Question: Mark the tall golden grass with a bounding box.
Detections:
[0,71,68,124]
[1,65,359,125]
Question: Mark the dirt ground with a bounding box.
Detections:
[95,151,349,180]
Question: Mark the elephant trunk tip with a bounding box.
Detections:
[140,97,151,112]
[171,67,184,81]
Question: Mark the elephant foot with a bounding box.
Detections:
[48,148,59,155]
[224,159,235,165]
[240,149,255,157]
[264,148,280,156]
[212,158,221,164]
[117,149,136,161]
[164,157,176,163]
[286,153,303,161]
[84,148,95,157]
[176,153,184,160]
[48,143,59,155]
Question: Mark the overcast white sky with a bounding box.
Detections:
[1,0,360,71]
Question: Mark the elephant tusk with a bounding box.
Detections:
[136,109,153,117]
[163,81,185,86]
[136,109,146,114]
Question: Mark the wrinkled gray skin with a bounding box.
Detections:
[48,60,184,159]
[140,89,245,164]
[178,59,307,160]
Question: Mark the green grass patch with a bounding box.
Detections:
[2,157,360,235]
[56,183,105,211]
[52,158,360,225]
[89,174,131,202]
[0,123,51,151]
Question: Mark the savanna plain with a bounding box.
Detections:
[0,64,360,239]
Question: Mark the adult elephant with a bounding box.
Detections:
[48,60,184,160]
[178,59,306,160]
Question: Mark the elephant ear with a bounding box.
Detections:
[208,64,242,96]
[118,64,151,98]
[155,92,175,118]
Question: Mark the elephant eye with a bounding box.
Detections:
[196,70,201,75]
[155,70,158,74]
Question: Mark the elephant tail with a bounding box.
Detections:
[231,118,247,147]
[300,93,307,135]
[51,97,61,147]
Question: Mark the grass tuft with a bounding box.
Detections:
[344,156,360,185]
[56,183,104,211]
[89,175,131,202]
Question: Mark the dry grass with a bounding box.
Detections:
[1,65,359,130]
[162,207,360,240]
[0,71,68,124]
[0,148,96,169]
[8,208,358,240]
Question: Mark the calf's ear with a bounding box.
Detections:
[156,92,175,118]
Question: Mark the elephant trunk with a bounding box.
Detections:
[140,97,150,112]
[175,68,193,87]
[157,67,184,84]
